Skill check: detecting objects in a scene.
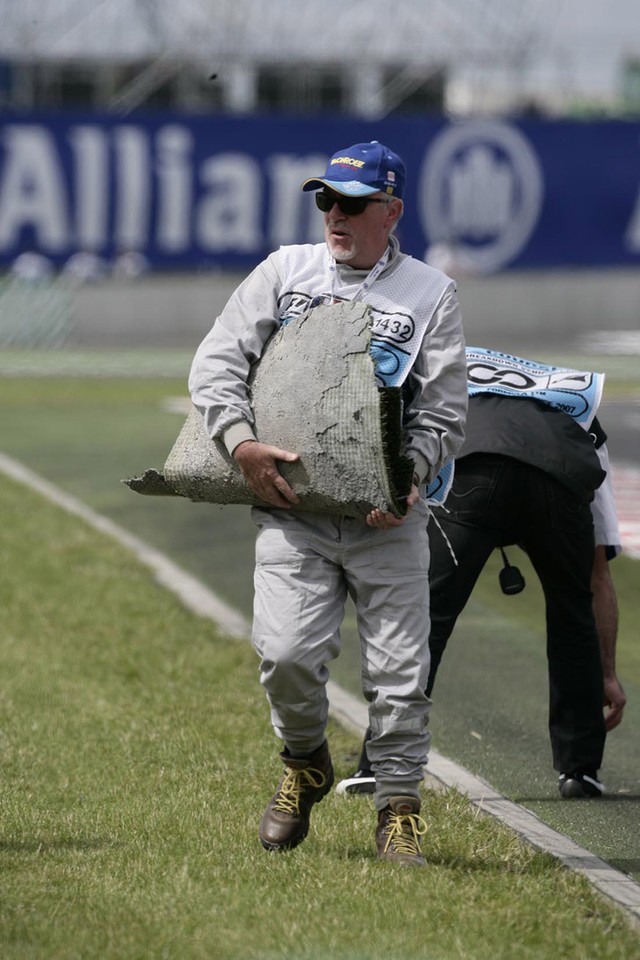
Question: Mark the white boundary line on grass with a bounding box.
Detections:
[1,450,639,929]
[0,452,250,639]
[328,685,640,927]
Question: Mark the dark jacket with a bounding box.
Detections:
[458,394,606,500]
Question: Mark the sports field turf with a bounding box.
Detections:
[0,362,639,954]
[1,370,639,865]
[2,467,640,959]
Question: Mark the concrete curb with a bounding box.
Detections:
[328,681,640,927]
[1,450,639,929]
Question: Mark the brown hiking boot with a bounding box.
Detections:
[376,796,428,866]
[259,741,334,851]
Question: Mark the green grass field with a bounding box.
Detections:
[2,469,640,959]
[1,364,639,956]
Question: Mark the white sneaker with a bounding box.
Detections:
[335,770,376,796]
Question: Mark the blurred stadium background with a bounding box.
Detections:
[1,0,639,568]
[0,0,639,354]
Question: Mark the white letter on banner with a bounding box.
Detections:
[624,156,640,252]
[68,126,108,249]
[449,145,513,236]
[0,126,68,249]
[113,126,150,250]
[156,125,192,251]
[267,155,326,245]
[196,154,260,251]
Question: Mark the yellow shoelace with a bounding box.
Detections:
[272,766,328,816]
[383,812,429,856]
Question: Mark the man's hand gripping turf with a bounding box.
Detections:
[233,440,300,509]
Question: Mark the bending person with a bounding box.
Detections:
[338,350,626,800]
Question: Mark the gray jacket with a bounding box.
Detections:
[189,239,467,485]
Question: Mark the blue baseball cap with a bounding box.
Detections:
[301,141,405,199]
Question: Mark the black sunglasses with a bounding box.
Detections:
[315,191,391,216]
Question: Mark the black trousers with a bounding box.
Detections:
[427,453,606,774]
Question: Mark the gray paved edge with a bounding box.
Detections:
[328,681,640,927]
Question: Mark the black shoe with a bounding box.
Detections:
[558,772,604,799]
[335,769,376,796]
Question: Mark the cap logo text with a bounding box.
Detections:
[331,157,366,169]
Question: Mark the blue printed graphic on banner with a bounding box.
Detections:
[369,340,412,386]
[370,338,454,506]
[424,459,454,506]
[465,347,604,427]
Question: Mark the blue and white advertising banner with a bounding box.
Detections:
[465,346,604,428]
[2,112,640,274]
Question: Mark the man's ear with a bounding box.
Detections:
[388,199,403,227]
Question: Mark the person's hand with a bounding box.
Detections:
[366,482,420,529]
[603,675,626,731]
[233,440,300,508]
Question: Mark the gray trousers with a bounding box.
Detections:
[251,501,432,809]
